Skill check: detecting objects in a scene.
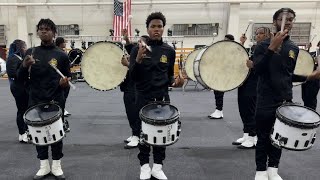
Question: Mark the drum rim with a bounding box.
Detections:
[141,136,180,147]
[24,102,62,127]
[139,103,180,125]
[184,46,206,81]
[68,48,83,64]
[80,41,127,91]
[271,137,313,151]
[276,104,320,129]
[293,49,315,86]
[195,40,250,92]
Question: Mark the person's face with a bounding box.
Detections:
[60,42,66,49]
[273,12,295,32]
[37,24,55,43]
[147,19,164,41]
[21,43,27,54]
[255,28,268,43]
[224,37,230,41]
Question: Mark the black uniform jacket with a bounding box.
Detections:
[129,39,175,98]
[17,43,71,103]
[253,36,307,107]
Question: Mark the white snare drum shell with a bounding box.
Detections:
[27,118,65,146]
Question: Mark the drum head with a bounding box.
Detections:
[184,48,203,81]
[140,103,179,125]
[197,41,249,92]
[277,104,320,127]
[293,49,315,86]
[81,41,128,91]
[24,103,62,126]
[68,48,83,65]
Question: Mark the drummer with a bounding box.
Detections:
[18,18,70,180]
[233,27,270,149]
[253,8,320,180]
[129,12,176,180]
[207,34,234,119]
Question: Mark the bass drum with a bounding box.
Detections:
[293,49,315,86]
[184,48,205,81]
[81,41,128,91]
[193,40,249,92]
[68,48,83,65]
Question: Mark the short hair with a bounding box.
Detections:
[273,8,296,21]
[55,37,65,47]
[146,12,166,28]
[8,39,26,58]
[36,18,57,34]
[256,27,271,35]
[225,34,234,41]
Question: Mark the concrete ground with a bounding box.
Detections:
[0,79,319,180]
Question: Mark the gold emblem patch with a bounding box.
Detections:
[49,58,58,67]
[160,55,168,63]
[289,50,295,59]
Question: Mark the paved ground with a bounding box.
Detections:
[0,79,319,180]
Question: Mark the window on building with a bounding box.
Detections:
[0,25,6,46]
[252,23,311,45]
[172,23,219,36]
[56,24,80,36]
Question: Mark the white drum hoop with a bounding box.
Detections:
[81,41,128,91]
[293,49,315,86]
[193,40,250,92]
[184,47,205,82]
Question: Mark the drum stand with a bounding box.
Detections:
[182,78,200,92]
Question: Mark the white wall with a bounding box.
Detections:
[0,0,319,51]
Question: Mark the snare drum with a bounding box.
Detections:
[184,48,205,81]
[140,103,181,146]
[68,48,83,65]
[271,104,320,151]
[293,49,315,86]
[24,103,65,146]
[81,41,128,91]
[193,40,249,91]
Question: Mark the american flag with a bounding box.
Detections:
[113,0,132,41]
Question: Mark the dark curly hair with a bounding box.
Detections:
[273,8,296,21]
[37,18,57,34]
[146,12,166,28]
[55,37,65,47]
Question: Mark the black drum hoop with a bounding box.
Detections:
[276,104,320,129]
[197,40,250,92]
[139,103,180,126]
[24,102,62,127]
[68,48,83,65]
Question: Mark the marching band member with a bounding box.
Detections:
[17,18,70,180]
[6,39,29,143]
[129,12,175,180]
[55,37,72,118]
[208,34,234,119]
[233,27,270,149]
[253,8,320,180]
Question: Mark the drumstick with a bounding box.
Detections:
[280,9,288,32]
[310,34,317,43]
[48,62,76,90]
[141,39,152,52]
[244,20,254,35]
[70,55,80,65]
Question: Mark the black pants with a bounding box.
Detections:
[238,90,256,136]
[123,91,140,136]
[9,81,28,135]
[255,105,282,171]
[302,80,320,110]
[214,90,224,110]
[29,95,65,160]
[64,86,70,101]
[136,93,168,166]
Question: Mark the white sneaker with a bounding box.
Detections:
[124,136,133,143]
[208,109,223,119]
[64,110,71,116]
[19,133,29,143]
[151,164,167,180]
[255,171,268,180]
[232,133,248,145]
[140,164,151,180]
[33,160,51,180]
[124,136,139,149]
[51,160,66,179]
[267,167,283,180]
[254,136,258,146]
[238,135,255,149]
